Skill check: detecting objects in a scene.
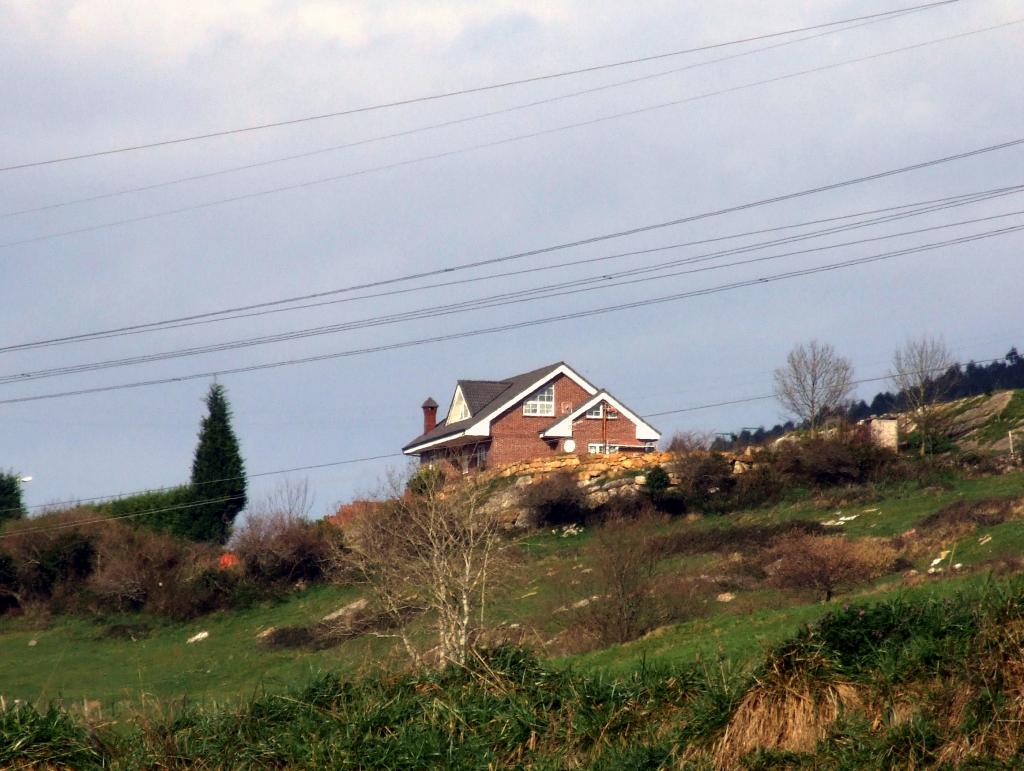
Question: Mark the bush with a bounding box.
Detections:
[648,520,826,559]
[0,509,101,609]
[0,507,265,620]
[672,453,736,513]
[519,470,590,526]
[231,512,345,585]
[94,485,197,538]
[86,524,227,618]
[732,465,785,509]
[573,514,664,647]
[406,465,446,497]
[773,437,895,488]
[0,471,25,524]
[764,534,896,601]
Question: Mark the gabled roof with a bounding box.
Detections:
[456,380,512,414]
[403,362,597,454]
[540,390,661,442]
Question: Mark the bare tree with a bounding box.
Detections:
[665,430,715,454]
[891,336,956,457]
[343,471,509,666]
[773,341,854,435]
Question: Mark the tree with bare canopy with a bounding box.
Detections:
[344,471,508,666]
[773,341,854,436]
[891,336,956,457]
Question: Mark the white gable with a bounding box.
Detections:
[542,391,660,442]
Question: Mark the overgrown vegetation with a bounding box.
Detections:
[7,579,1024,768]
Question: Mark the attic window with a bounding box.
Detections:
[449,389,470,423]
[523,383,555,416]
[585,403,617,419]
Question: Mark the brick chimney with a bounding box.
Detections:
[421,397,438,433]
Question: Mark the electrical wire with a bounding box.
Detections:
[3,17,1020,251]
[6,183,1020,354]
[0,5,928,221]
[2,223,1020,406]
[5,202,1023,384]
[5,137,1023,354]
[0,0,959,173]
[1,355,1008,525]
[5,452,404,517]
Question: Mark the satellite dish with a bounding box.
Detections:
[20,476,32,483]
[564,439,576,453]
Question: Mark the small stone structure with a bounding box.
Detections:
[865,418,899,450]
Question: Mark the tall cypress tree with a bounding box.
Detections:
[188,383,246,543]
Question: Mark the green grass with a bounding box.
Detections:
[2,470,1022,713]
[0,584,387,710]
[8,576,1024,769]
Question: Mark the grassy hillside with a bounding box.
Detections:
[5,574,1024,768]
[3,470,1022,713]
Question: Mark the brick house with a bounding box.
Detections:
[402,362,660,472]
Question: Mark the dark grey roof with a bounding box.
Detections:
[457,380,511,414]
[403,362,568,452]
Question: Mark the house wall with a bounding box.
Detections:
[488,382,647,466]
[487,374,592,466]
[569,403,645,452]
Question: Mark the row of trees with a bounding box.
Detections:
[760,337,1012,455]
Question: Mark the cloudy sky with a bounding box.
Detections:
[2,0,1022,517]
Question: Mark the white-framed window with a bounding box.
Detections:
[587,443,620,454]
[523,383,555,416]
[449,389,470,423]
[585,403,618,419]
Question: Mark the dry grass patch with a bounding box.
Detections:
[714,650,864,767]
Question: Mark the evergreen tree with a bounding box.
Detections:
[188,383,246,543]
[0,471,25,525]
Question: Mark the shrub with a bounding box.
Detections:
[0,507,267,620]
[573,514,665,647]
[773,437,895,488]
[231,512,345,585]
[672,453,736,513]
[0,471,25,524]
[519,470,590,526]
[764,534,896,601]
[643,465,670,497]
[732,465,785,509]
[406,465,446,497]
[86,524,219,616]
[94,485,196,538]
[0,509,101,608]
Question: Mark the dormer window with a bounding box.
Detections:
[448,388,471,423]
[523,383,555,416]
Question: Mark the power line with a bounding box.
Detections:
[0,494,246,537]
[0,5,929,221]
[0,0,959,173]
[4,136,1023,354]
[6,204,1023,384]
[3,354,1010,526]
[6,452,404,517]
[4,17,1020,252]
[641,357,1006,417]
[7,183,1020,354]
[2,223,1020,406]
